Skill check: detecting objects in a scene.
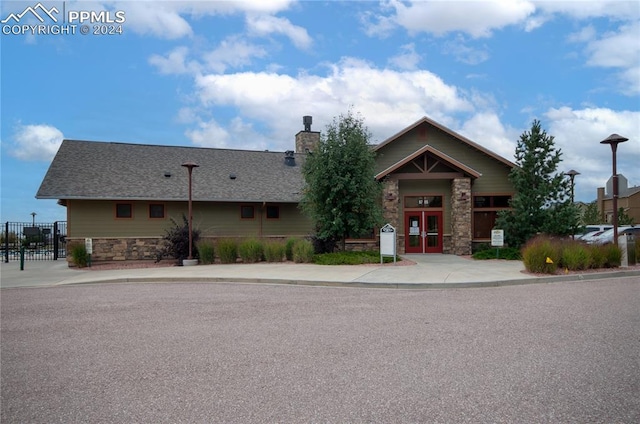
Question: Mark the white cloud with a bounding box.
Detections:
[544,106,640,200]
[246,14,312,49]
[185,119,230,148]
[458,111,518,161]
[584,22,640,69]
[367,0,535,38]
[568,21,640,96]
[10,124,64,162]
[185,117,269,150]
[203,36,268,73]
[106,0,297,39]
[535,0,640,21]
[191,58,475,148]
[443,35,490,65]
[117,2,193,39]
[388,43,421,70]
[148,46,200,74]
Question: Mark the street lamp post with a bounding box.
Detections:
[181,161,199,262]
[564,170,580,239]
[31,212,36,226]
[600,134,628,246]
[564,169,580,203]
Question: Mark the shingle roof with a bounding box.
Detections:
[36,140,305,203]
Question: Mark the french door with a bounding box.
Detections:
[405,211,443,253]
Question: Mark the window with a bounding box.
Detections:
[404,195,443,208]
[149,204,165,219]
[116,203,132,219]
[472,195,512,239]
[266,205,279,219]
[241,205,255,219]
[473,195,511,208]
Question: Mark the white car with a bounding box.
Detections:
[575,225,612,240]
[589,226,640,244]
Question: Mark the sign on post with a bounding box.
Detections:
[85,238,93,254]
[380,223,397,264]
[491,230,504,247]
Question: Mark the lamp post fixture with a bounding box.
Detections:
[181,161,199,262]
[31,212,36,226]
[564,170,580,239]
[600,134,628,246]
[564,169,580,203]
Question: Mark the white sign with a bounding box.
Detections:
[409,227,420,235]
[491,230,504,247]
[380,223,396,263]
[85,238,93,254]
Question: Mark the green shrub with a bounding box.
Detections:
[472,247,521,260]
[285,238,297,261]
[521,236,560,274]
[589,245,607,269]
[217,239,238,264]
[560,241,591,271]
[70,243,88,268]
[238,238,264,263]
[602,244,622,268]
[263,241,286,262]
[292,239,315,263]
[313,250,396,265]
[197,241,215,264]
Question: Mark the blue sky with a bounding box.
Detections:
[1,0,639,223]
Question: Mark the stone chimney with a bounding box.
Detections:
[295,115,320,153]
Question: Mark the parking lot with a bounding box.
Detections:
[2,278,639,423]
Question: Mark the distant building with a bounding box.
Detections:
[596,174,640,224]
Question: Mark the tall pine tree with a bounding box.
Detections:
[496,120,579,248]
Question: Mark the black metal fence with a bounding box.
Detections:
[2,221,67,262]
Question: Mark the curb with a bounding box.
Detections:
[51,268,640,290]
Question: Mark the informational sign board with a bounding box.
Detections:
[491,229,504,247]
[380,224,397,264]
[85,238,93,255]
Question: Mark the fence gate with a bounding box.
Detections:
[3,221,67,262]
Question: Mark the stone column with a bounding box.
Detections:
[451,178,472,255]
[382,177,401,252]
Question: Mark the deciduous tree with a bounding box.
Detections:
[301,110,382,251]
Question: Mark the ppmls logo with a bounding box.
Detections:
[2,2,58,23]
[2,2,125,36]
[2,2,60,25]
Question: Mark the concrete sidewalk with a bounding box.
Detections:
[2,255,639,289]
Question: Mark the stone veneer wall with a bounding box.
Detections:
[295,131,321,154]
[451,178,472,255]
[67,237,163,263]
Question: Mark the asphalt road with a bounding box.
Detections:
[2,278,639,423]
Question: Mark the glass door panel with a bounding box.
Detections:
[405,213,422,253]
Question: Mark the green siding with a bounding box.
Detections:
[376,122,514,193]
[67,200,312,238]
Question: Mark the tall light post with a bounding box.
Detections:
[600,134,628,246]
[30,212,36,226]
[564,170,580,239]
[181,161,199,262]
[564,169,580,203]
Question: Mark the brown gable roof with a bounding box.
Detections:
[374,116,516,169]
[375,144,482,180]
[36,140,305,203]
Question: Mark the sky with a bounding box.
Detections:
[1,0,639,224]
